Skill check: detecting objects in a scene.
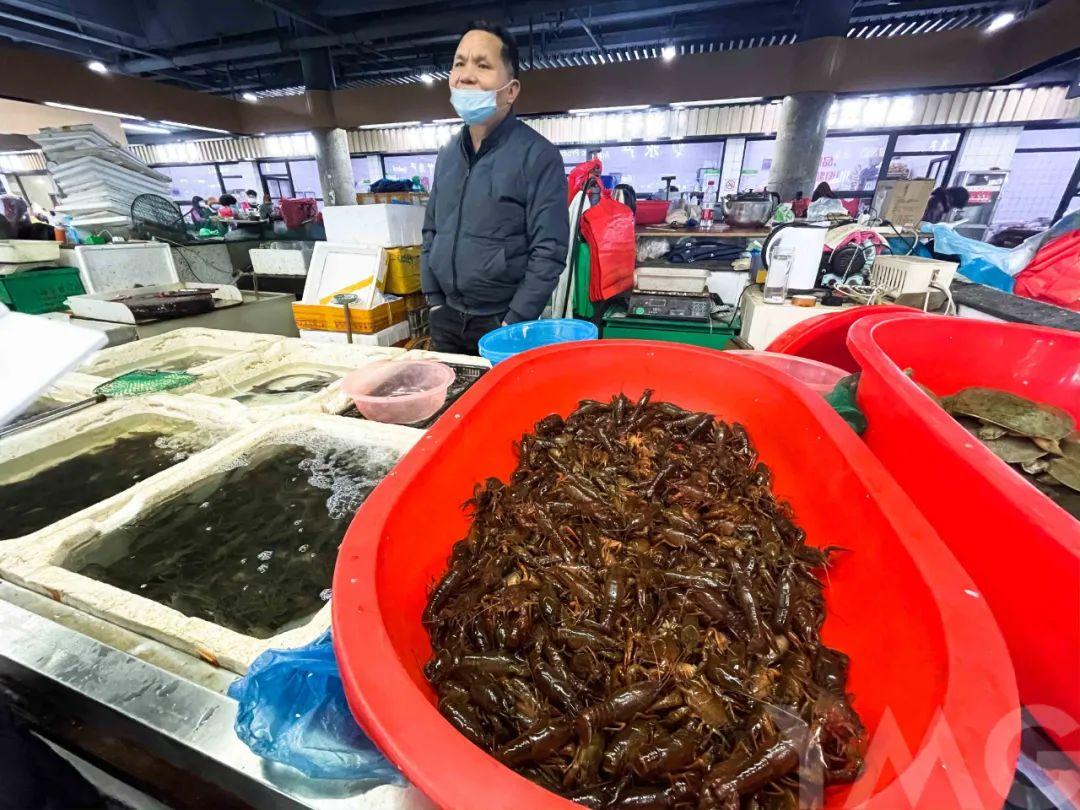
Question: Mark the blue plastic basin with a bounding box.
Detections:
[478,319,598,364]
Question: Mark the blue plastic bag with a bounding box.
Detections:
[228,631,403,783]
[924,223,1036,276]
[956,257,1015,293]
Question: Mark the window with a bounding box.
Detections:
[992,150,1080,226]
[560,147,587,167]
[163,164,222,201]
[592,141,724,196]
[1016,127,1080,150]
[219,161,260,198]
[288,160,321,200]
[352,155,383,191]
[818,135,888,193]
[739,140,774,192]
[895,133,961,152]
[384,153,437,189]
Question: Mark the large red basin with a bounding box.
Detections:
[765,305,912,372]
[333,340,1019,809]
[848,314,1080,758]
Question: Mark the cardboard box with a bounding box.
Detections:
[385,246,421,294]
[322,204,425,247]
[292,295,407,334]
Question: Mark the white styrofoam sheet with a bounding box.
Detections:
[0,414,422,673]
[79,327,283,379]
[0,394,250,544]
[0,240,61,264]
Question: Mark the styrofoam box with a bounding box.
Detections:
[0,240,61,264]
[301,242,386,308]
[0,394,251,544]
[635,266,709,294]
[75,243,179,294]
[322,204,425,248]
[250,248,308,277]
[0,413,422,673]
[299,321,410,347]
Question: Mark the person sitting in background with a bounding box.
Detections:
[242,189,259,214]
[189,195,212,224]
[217,193,238,218]
[811,182,836,201]
[922,186,970,224]
[257,192,274,219]
[790,190,809,218]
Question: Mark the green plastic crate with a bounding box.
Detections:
[0,266,85,314]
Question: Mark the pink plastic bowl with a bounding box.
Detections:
[341,360,455,425]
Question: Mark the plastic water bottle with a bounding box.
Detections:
[701,181,717,230]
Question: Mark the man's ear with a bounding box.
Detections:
[505,78,521,105]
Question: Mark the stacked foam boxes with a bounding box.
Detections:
[31,125,173,230]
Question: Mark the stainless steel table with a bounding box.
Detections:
[0,582,430,810]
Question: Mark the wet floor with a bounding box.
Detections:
[68,440,400,639]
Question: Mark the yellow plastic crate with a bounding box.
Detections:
[292,297,407,334]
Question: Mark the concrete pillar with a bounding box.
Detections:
[767,92,835,202]
[312,127,356,207]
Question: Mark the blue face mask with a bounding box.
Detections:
[450,81,514,125]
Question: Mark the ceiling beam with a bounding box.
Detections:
[247,0,333,34]
[0,8,161,58]
[0,0,142,39]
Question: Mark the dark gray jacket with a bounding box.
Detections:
[421,113,569,323]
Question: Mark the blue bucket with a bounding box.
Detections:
[478,319,599,364]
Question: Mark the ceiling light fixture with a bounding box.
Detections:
[87,60,108,74]
[670,97,762,108]
[241,91,259,103]
[357,121,421,130]
[432,117,463,124]
[986,11,1016,32]
[420,73,435,85]
[44,101,144,120]
[569,104,651,115]
[159,120,232,135]
[661,45,677,61]
[121,122,172,134]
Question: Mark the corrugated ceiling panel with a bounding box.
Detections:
[1000,89,1022,122]
[919,94,940,126]
[1014,89,1035,122]
[972,92,993,124]
[959,92,980,124]
[986,90,1006,123]
[934,93,954,125]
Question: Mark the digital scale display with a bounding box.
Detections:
[626,292,712,322]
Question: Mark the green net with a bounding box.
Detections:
[94,370,198,398]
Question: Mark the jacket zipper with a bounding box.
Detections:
[450,149,473,302]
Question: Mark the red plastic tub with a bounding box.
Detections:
[848,314,1080,757]
[766,304,912,372]
[634,199,671,225]
[333,341,1019,809]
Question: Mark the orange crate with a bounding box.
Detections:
[292,298,407,334]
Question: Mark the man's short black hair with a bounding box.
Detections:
[463,20,520,79]
[945,186,970,209]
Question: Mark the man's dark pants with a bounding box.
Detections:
[429,305,504,356]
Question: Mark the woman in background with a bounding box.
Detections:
[189,196,212,225]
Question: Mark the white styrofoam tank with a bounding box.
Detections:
[0,414,422,673]
[0,395,250,544]
[79,327,285,380]
[182,338,406,420]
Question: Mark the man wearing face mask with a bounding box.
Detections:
[422,21,569,355]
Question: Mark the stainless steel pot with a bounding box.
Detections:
[721,191,780,227]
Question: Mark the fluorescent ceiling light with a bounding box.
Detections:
[87,60,108,74]
[241,91,259,103]
[670,97,762,108]
[569,104,651,115]
[357,121,421,129]
[44,101,144,120]
[432,117,462,124]
[986,11,1016,32]
[159,120,233,135]
[121,122,171,134]
[661,45,677,61]
[420,73,434,85]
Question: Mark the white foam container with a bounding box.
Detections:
[0,240,61,263]
[0,414,422,673]
[182,338,406,420]
[634,266,709,293]
[79,327,282,380]
[0,394,250,544]
[322,204,425,247]
[298,321,410,347]
[74,243,179,294]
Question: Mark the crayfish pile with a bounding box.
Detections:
[423,392,866,808]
